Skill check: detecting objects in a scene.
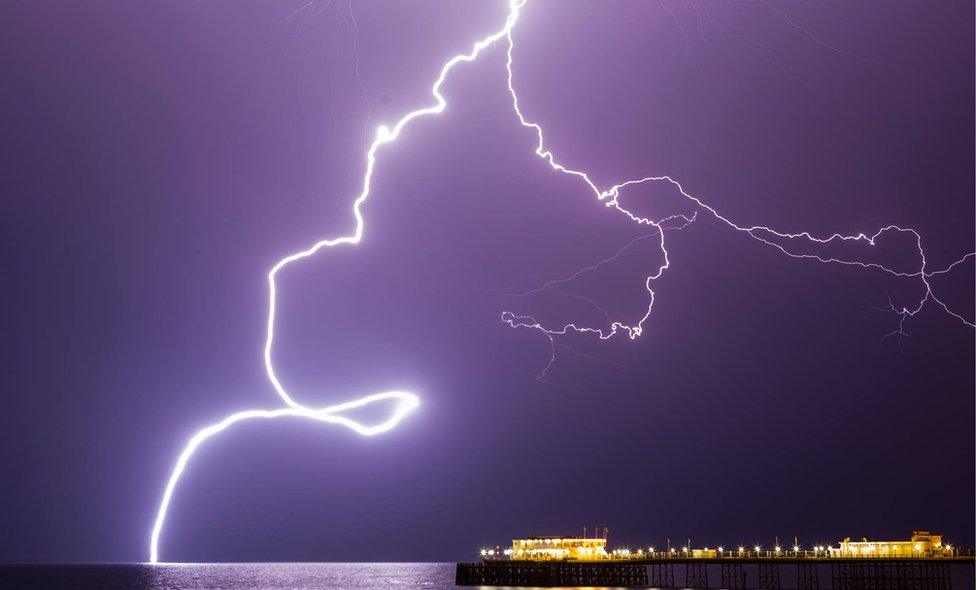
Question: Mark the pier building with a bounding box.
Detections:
[507,536,608,560]
[831,530,952,557]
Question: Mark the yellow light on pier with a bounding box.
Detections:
[833,531,946,557]
[493,530,952,563]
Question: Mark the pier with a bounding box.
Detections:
[455,532,974,588]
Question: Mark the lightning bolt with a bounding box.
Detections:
[151,0,973,563]
[148,1,524,564]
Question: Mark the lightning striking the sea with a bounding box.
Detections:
[150,0,973,562]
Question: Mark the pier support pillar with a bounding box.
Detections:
[897,561,918,590]
[923,561,951,590]
[867,560,888,588]
[650,562,674,588]
[686,562,709,589]
[831,562,853,590]
[797,562,819,590]
[758,562,781,589]
[720,562,746,589]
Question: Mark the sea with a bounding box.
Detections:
[0,563,462,590]
[2,562,971,590]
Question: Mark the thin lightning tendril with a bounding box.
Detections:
[500,8,973,361]
[151,0,973,562]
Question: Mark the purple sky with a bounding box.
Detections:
[1,0,973,562]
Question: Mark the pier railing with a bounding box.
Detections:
[482,547,974,562]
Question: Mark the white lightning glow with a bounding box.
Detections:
[151,0,974,561]
[149,1,527,564]
[149,391,418,563]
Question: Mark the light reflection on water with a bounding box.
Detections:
[0,563,457,590]
[148,562,455,589]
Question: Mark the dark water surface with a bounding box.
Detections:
[0,563,459,590]
[2,562,972,589]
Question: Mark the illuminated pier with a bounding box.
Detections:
[456,531,974,588]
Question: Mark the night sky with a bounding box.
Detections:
[1,0,973,563]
